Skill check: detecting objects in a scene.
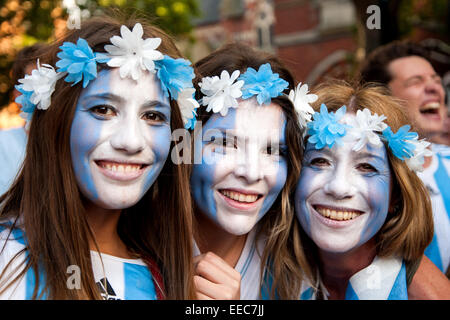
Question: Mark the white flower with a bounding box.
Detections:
[405,139,432,172]
[199,70,244,116]
[18,60,63,110]
[288,83,318,128]
[177,87,199,125]
[104,23,164,80]
[344,108,388,151]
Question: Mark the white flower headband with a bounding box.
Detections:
[15,23,199,129]
[196,63,290,117]
[302,104,431,172]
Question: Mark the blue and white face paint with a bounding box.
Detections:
[191,98,288,235]
[295,113,392,253]
[70,68,171,210]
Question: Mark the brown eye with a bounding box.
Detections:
[90,105,116,118]
[310,157,330,167]
[142,112,165,123]
[357,163,377,173]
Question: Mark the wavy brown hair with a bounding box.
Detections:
[192,43,310,299]
[0,15,195,299]
[296,80,434,293]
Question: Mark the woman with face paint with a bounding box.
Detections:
[189,43,310,299]
[0,16,197,299]
[294,81,450,299]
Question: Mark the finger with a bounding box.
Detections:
[194,274,237,300]
[196,252,241,281]
[195,257,237,285]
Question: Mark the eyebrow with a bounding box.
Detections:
[210,128,286,145]
[81,93,170,109]
[353,151,386,162]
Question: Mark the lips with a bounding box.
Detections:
[313,204,363,222]
[95,160,150,181]
[218,188,263,211]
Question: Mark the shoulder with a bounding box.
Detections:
[0,127,27,148]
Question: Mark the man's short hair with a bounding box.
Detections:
[359,41,430,85]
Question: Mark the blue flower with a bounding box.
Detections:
[56,38,109,88]
[14,84,36,114]
[382,125,418,160]
[155,55,195,100]
[238,63,289,105]
[307,104,348,149]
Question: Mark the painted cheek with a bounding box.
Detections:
[259,155,287,219]
[359,174,391,245]
[139,85,171,197]
[140,124,172,196]
[294,166,318,235]
[190,111,237,221]
[70,72,112,201]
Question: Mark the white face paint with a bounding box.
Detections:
[191,98,288,235]
[295,114,392,253]
[70,69,171,210]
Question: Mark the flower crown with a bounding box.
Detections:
[302,103,431,172]
[196,63,289,118]
[15,23,199,130]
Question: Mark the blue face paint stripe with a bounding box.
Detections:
[190,110,238,221]
[70,70,113,202]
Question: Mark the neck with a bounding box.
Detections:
[194,211,247,268]
[85,202,132,259]
[318,238,377,300]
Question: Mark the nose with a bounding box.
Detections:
[110,119,146,154]
[323,165,356,200]
[233,143,263,184]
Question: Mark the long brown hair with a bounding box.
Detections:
[0,15,195,299]
[192,43,310,299]
[297,80,434,292]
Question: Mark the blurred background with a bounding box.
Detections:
[0,0,449,129]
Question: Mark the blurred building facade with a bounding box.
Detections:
[185,0,359,85]
[184,0,449,91]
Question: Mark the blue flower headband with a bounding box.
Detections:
[304,104,431,172]
[15,23,199,129]
[196,63,289,117]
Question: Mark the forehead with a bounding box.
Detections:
[205,98,286,140]
[388,56,436,80]
[80,68,164,101]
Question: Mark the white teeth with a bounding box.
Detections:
[316,207,361,221]
[100,163,141,173]
[421,102,440,112]
[221,190,259,203]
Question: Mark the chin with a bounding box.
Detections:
[313,236,358,254]
[217,214,258,236]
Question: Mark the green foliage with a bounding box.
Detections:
[0,0,199,110]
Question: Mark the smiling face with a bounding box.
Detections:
[191,98,288,235]
[295,115,392,253]
[70,68,171,210]
[388,56,446,140]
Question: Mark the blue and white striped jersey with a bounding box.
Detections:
[299,256,408,300]
[0,224,158,300]
[417,143,450,274]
